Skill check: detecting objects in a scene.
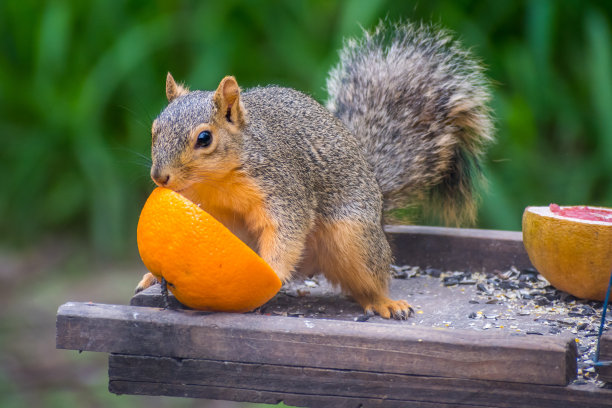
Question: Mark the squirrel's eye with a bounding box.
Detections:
[195,130,212,148]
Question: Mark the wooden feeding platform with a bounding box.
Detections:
[56,226,612,407]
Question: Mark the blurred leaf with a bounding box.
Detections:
[3,0,612,253]
[586,9,612,170]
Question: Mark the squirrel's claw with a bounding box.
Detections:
[135,272,158,294]
[362,298,413,320]
[394,305,415,320]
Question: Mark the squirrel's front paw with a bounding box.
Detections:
[134,272,159,294]
[362,298,414,320]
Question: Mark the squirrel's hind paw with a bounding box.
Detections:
[363,298,414,320]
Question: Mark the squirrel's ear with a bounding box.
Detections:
[213,76,244,125]
[166,72,189,102]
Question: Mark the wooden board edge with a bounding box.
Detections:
[597,332,612,382]
[384,225,533,271]
[57,301,576,385]
[108,380,454,408]
[384,225,523,241]
[107,354,611,408]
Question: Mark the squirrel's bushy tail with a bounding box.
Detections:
[326,21,493,225]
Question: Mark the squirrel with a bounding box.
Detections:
[136,21,493,319]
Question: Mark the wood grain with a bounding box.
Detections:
[56,226,611,406]
[108,354,612,408]
[385,225,532,271]
[56,301,576,385]
[597,333,612,382]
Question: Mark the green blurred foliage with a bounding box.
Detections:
[3,0,612,255]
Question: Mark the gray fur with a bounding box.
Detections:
[326,21,493,224]
[238,86,390,277]
[150,20,492,312]
[152,83,392,284]
[241,86,382,221]
[152,90,215,172]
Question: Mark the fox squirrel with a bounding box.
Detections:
[136,21,493,319]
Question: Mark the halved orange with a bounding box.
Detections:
[522,205,612,301]
[137,187,281,312]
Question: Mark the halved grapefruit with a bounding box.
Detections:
[522,204,612,301]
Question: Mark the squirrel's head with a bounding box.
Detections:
[150,73,246,194]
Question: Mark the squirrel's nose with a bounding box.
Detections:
[151,168,171,186]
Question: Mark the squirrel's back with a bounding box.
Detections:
[326,21,493,224]
[240,86,383,218]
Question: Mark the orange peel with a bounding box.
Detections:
[137,187,281,312]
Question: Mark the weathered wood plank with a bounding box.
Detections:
[131,286,184,309]
[109,380,457,408]
[108,354,612,408]
[385,225,532,271]
[597,332,612,382]
[57,301,576,385]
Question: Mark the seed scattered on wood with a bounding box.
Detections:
[425,267,442,278]
[303,280,318,288]
[443,276,460,286]
[476,283,490,293]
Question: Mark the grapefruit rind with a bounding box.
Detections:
[137,187,282,312]
[529,205,612,226]
[522,205,612,301]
